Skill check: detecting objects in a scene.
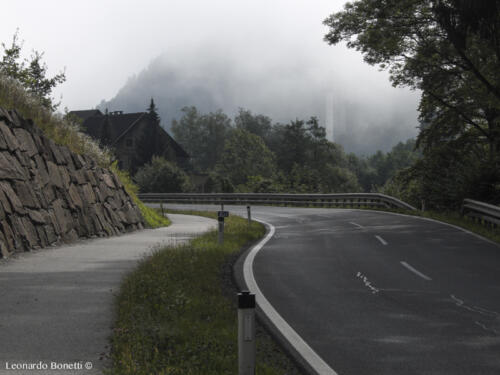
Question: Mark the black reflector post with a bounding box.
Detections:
[247,205,251,226]
[218,216,224,245]
[217,210,228,245]
[238,290,255,375]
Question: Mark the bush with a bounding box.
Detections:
[237,175,284,193]
[203,172,235,193]
[135,156,191,193]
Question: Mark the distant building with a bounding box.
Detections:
[69,109,189,174]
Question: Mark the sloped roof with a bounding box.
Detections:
[70,109,189,158]
[73,112,145,145]
[69,109,102,122]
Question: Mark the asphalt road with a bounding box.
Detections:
[0,214,216,375]
[161,204,500,375]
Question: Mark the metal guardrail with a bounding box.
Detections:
[462,198,500,227]
[138,192,417,211]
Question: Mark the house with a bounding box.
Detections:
[70,109,189,174]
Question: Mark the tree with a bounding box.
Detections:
[135,98,160,169]
[216,129,276,186]
[273,119,310,173]
[171,106,204,164]
[204,172,235,193]
[234,108,272,140]
[324,0,500,205]
[147,97,160,123]
[134,156,191,193]
[0,30,65,110]
[172,106,233,172]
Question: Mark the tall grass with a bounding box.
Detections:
[111,163,171,228]
[110,214,296,375]
[0,73,112,166]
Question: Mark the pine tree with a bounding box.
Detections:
[147,97,160,124]
[135,98,161,171]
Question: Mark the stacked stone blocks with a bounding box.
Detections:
[0,107,144,258]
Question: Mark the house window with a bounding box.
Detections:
[125,138,133,148]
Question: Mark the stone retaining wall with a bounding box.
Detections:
[0,108,144,258]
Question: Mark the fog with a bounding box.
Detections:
[2,0,420,154]
[99,45,419,154]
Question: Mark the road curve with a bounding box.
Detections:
[161,204,500,375]
[0,214,216,375]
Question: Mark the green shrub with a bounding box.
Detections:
[135,156,192,193]
[203,171,235,193]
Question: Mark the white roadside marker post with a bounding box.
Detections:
[247,205,251,226]
[238,290,256,375]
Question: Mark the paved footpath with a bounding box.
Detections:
[0,214,216,375]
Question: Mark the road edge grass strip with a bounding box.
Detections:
[158,208,305,374]
[109,213,300,375]
[367,206,500,244]
[406,210,500,245]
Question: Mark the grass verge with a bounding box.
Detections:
[408,210,500,244]
[111,165,171,228]
[110,213,300,374]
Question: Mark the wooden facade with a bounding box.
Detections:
[70,109,189,174]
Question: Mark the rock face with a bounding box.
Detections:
[0,108,144,258]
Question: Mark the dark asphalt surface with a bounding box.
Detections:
[161,204,500,375]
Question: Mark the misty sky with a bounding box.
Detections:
[2,0,420,154]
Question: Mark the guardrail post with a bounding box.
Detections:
[238,291,256,375]
[247,205,251,226]
[160,202,165,217]
[218,217,224,245]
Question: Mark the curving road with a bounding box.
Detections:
[161,204,500,375]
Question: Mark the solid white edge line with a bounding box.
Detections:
[400,261,432,281]
[375,235,388,245]
[244,218,339,375]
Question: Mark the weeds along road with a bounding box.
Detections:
[158,204,500,375]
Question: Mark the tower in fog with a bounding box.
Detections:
[325,91,334,142]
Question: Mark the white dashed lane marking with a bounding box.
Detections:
[375,235,388,245]
[349,222,364,229]
[400,261,432,281]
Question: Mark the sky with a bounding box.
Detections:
[1,0,421,154]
